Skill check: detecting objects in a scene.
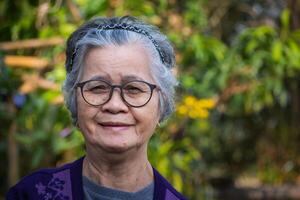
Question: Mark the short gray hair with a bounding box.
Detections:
[63,16,177,124]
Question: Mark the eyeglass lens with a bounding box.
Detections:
[81,80,154,107]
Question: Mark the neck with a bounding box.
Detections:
[82,145,153,192]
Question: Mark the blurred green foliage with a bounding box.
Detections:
[1,0,300,199]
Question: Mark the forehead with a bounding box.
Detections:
[80,44,153,82]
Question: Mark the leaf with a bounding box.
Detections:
[245,39,258,54]
[271,41,282,62]
[15,133,32,146]
[280,9,290,31]
[173,171,183,192]
[157,157,170,177]
[291,30,300,41]
[31,147,44,167]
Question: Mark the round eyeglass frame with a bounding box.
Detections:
[76,79,158,108]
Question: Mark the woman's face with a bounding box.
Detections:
[77,44,160,153]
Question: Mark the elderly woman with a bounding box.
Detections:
[7,16,187,200]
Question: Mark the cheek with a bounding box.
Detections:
[134,96,160,136]
[76,93,97,129]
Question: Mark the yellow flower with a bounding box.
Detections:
[188,110,199,119]
[177,105,188,115]
[177,96,216,119]
[184,96,197,106]
[198,109,209,119]
[188,108,209,119]
[197,99,216,109]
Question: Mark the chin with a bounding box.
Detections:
[98,141,135,154]
[96,137,135,153]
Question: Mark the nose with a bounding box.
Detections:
[101,87,129,113]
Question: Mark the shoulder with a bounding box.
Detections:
[153,168,188,200]
[6,157,84,200]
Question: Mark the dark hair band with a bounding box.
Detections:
[68,23,166,72]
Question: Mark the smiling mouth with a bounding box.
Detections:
[98,122,134,129]
[99,122,133,126]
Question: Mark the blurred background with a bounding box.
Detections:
[1,0,300,199]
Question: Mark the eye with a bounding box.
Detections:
[124,85,143,94]
[124,84,145,94]
[84,81,110,94]
[123,81,151,95]
[90,85,109,93]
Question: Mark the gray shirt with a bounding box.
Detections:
[83,176,154,200]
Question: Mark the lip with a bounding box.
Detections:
[99,122,134,126]
[98,122,134,131]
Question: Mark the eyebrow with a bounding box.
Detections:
[87,75,111,82]
[121,75,144,82]
[84,74,146,83]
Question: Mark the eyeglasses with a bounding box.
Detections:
[76,79,158,107]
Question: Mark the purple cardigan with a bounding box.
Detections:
[6,157,188,200]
